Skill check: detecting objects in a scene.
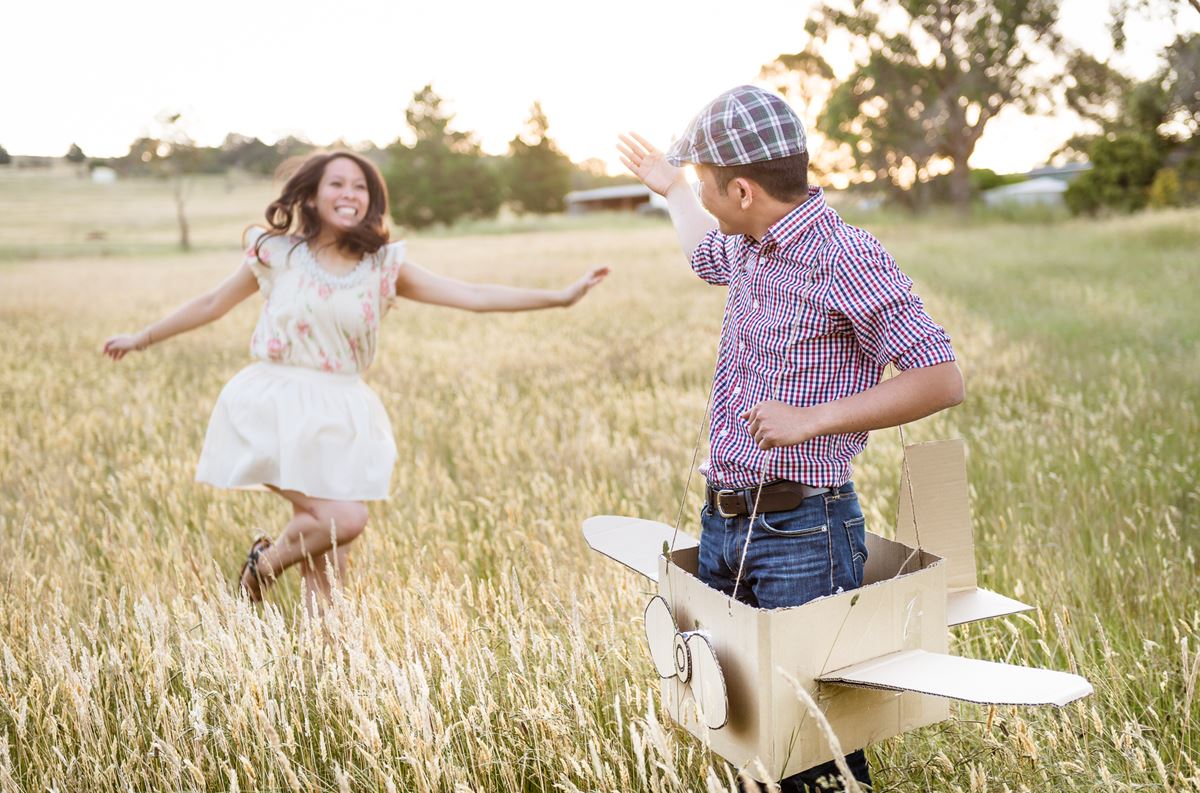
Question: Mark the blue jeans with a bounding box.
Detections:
[699,481,872,792]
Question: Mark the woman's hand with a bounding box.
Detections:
[102,332,149,361]
[560,266,610,307]
[99,264,259,362]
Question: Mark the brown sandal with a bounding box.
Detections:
[238,535,273,602]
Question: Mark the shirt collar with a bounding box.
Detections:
[753,187,826,250]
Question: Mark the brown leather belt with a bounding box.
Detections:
[705,480,831,518]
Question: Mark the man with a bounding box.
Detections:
[618,86,965,791]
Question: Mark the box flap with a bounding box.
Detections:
[895,439,978,592]
[818,649,1093,707]
[947,588,1034,626]
[582,515,698,582]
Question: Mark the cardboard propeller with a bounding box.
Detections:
[583,439,1094,783]
[645,595,729,729]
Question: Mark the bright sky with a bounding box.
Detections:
[2,0,1191,174]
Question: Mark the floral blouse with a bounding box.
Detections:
[243,227,405,374]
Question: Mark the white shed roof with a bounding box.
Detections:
[565,184,653,202]
[983,177,1069,198]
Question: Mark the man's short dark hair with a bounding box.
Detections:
[710,152,809,202]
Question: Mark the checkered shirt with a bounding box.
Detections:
[694,187,956,488]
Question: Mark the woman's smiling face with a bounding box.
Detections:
[312,156,370,235]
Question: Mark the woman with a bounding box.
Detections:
[103,150,608,613]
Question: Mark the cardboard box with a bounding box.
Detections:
[584,439,1092,783]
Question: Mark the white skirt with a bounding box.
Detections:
[196,362,396,501]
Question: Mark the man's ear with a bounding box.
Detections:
[732,177,754,210]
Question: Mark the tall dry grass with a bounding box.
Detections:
[0,174,1197,791]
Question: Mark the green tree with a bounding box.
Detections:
[65,143,86,163]
[969,168,1024,193]
[1065,134,1163,214]
[219,133,286,176]
[1061,33,1199,213]
[0,145,10,166]
[120,113,206,250]
[1148,167,1183,207]
[1109,0,1199,51]
[768,0,1070,211]
[161,114,199,250]
[505,102,573,215]
[385,85,502,229]
[1161,33,1200,141]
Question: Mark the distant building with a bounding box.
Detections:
[1024,162,1092,182]
[91,166,117,184]
[564,184,669,215]
[982,176,1069,208]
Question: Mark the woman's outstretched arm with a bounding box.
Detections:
[394,261,609,313]
[102,263,260,360]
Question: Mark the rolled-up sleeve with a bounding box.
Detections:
[690,230,737,286]
[829,234,956,370]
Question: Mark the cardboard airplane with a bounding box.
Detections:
[584,439,1093,783]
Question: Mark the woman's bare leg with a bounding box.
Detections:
[298,545,351,617]
[240,487,368,606]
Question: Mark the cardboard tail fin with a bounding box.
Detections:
[819,649,1094,707]
[896,439,1033,624]
[583,515,699,582]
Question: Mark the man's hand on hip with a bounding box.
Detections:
[741,400,827,451]
[741,362,966,451]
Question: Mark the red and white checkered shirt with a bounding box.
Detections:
[694,187,956,488]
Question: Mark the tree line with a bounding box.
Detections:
[5,2,1197,221]
[0,87,631,230]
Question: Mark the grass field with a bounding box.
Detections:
[0,172,1197,791]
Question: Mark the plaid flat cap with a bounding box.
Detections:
[666,85,807,167]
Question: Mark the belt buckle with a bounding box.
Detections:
[716,489,740,519]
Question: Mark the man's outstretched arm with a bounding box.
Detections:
[618,133,716,258]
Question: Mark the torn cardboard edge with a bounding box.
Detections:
[583,515,1033,626]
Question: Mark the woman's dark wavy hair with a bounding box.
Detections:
[254,150,391,263]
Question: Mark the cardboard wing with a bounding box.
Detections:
[895,439,1035,626]
[583,515,698,582]
[818,649,1094,707]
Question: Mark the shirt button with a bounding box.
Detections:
[752,299,759,309]
[720,428,729,438]
[733,386,741,395]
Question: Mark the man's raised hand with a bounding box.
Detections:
[617,133,687,197]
